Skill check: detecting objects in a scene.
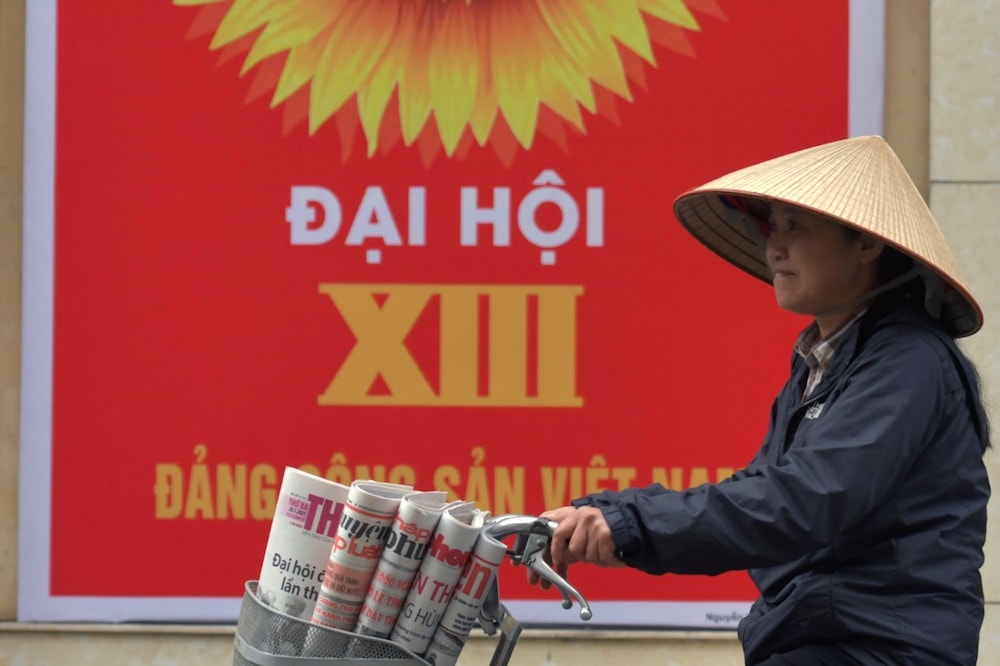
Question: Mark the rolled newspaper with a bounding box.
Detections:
[255,467,350,621]
[423,529,507,666]
[310,480,412,630]
[355,490,449,638]
[389,502,485,655]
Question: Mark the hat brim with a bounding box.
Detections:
[673,188,983,338]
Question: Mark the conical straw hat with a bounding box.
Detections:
[673,135,982,337]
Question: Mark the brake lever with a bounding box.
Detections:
[484,515,592,621]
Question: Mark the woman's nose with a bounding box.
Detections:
[766,233,787,262]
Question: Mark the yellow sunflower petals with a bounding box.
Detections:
[490,5,541,148]
[211,0,277,49]
[271,27,327,106]
[357,2,420,154]
[537,1,631,102]
[585,0,655,64]
[184,0,701,158]
[493,3,596,146]
[172,0,225,6]
[310,2,397,135]
[467,10,497,145]
[639,0,700,30]
[242,0,341,73]
[397,4,435,144]
[428,3,479,154]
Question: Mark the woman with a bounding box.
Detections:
[536,136,990,664]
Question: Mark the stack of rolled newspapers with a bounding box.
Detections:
[254,466,506,665]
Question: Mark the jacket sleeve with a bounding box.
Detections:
[578,329,960,576]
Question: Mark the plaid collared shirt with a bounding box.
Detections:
[794,310,867,401]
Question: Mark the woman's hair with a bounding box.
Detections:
[846,226,992,452]
[840,226,923,304]
[877,245,924,303]
[968,362,993,452]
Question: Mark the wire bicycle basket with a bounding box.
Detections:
[234,581,432,665]
[232,514,591,665]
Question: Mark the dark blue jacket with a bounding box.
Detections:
[577,303,989,664]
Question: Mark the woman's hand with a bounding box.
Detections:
[527,505,624,587]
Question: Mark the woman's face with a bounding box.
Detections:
[764,204,883,336]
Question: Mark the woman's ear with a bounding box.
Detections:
[856,233,886,265]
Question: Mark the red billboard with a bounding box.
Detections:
[19,0,884,625]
